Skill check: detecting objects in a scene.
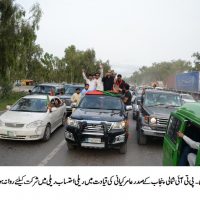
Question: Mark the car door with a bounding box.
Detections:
[163,113,187,166]
[49,98,60,129]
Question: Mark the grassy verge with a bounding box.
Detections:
[0,92,27,111]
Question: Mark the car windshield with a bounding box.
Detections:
[11,98,48,112]
[182,94,194,100]
[144,93,182,107]
[65,86,83,95]
[32,85,56,94]
[79,95,122,110]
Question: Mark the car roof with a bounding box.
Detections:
[181,93,192,97]
[68,84,84,87]
[145,89,180,95]
[37,83,64,88]
[22,95,58,100]
[176,103,200,125]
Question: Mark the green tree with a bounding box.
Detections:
[0,0,42,97]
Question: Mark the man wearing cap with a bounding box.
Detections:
[102,69,115,91]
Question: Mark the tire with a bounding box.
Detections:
[119,143,127,154]
[67,141,75,150]
[137,126,147,145]
[42,124,51,142]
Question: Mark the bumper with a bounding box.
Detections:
[141,126,166,137]
[0,126,46,141]
[66,106,72,112]
[65,126,128,149]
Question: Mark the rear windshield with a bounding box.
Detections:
[65,86,83,95]
[32,85,64,95]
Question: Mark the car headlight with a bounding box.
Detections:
[0,120,5,127]
[112,121,126,129]
[150,117,157,124]
[26,120,44,128]
[67,117,79,127]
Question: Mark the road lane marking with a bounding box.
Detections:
[38,140,66,166]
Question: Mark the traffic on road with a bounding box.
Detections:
[0,65,200,166]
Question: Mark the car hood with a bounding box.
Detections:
[144,106,179,118]
[0,111,47,124]
[183,99,196,103]
[71,108,124,122]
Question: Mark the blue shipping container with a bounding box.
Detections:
[176,72,200,92]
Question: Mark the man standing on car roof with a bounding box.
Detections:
[82,69,96,91]
[102,69,115,91]
[95,63,104,91]
[113,74,126,93]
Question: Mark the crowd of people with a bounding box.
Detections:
[70,63,132,111]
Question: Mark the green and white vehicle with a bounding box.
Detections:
[163,103,200,166]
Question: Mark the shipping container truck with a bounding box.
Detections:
[176,71,200,93]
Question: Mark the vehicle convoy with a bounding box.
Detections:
[0,95,66,141]
[58,84,84,113]
[163,103,200,166]
[64,90,132,154]
[30,83,65,95]
[136,90,182,145]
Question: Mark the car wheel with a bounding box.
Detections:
[67,141,75,150]
[119,143,127,154]
[42,124,51,142]
[137,126,147,145]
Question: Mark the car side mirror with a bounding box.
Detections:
[125,105,132,111]
[6,105,11,110]
[28,90,32,94]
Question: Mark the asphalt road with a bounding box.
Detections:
[0,114,163,166]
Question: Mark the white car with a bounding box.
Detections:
[180,94,196,103]
[0,95,66,141]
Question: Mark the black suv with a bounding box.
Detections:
[64,91,132,154]
[136,90,182,145]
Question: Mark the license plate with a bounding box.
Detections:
[87,138,101,143]
[7,131,16,137]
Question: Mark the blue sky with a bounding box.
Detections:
[16,0,200,76]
